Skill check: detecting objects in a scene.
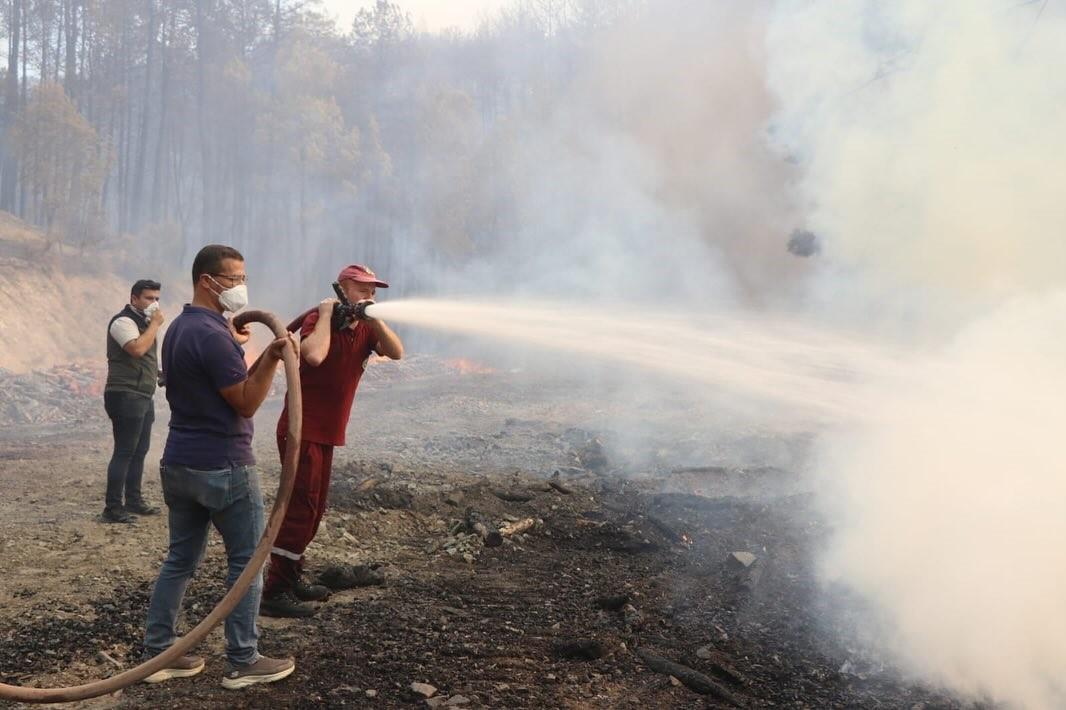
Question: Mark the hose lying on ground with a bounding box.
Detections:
[0,310,301,704]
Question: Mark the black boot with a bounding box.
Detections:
[260,591,316,618]
[293,577,331,602]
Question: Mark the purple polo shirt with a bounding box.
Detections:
[161,304,255,468]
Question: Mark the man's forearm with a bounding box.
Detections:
[243,355,280,414]
[372,320,404,359]
[126,324,161,358]
[301,311,333,366]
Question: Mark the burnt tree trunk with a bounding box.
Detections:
[1,0,22,212]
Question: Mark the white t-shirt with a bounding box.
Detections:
[109,316,141,347]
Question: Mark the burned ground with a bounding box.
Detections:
[0,358,969,708]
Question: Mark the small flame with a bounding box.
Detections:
[53,365,106,396]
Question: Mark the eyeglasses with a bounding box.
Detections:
[210,273,247,285]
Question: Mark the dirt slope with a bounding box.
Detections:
[0,212,136,373]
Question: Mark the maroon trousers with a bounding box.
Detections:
[263,435,335,595]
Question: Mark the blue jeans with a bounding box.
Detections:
[143,463,265,665]
[103,390,155,511]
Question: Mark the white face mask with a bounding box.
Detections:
[208,277,249,313]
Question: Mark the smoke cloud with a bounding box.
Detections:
[434,0,805,307]
[768,2,1066,706]
[769,0,1066,314]
[815,295,1066,708]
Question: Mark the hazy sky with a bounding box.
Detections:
[321,0,510,32]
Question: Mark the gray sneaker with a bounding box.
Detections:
[102,507,136,524]
[221,655,295,690]
[142,654,205,683]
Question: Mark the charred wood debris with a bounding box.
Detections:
[303,439,951,709]
[0,364,107,430]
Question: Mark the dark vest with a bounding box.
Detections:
[105,304,158,397]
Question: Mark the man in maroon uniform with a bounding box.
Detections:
[261,264,404,617]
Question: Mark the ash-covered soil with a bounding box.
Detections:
[0,357,967,708]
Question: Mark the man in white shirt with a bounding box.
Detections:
[103,279,164,523]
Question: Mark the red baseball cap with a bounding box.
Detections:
[337,264,389,288]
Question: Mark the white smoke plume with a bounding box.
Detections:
[769,2,1066,707]
[450,0,804,307]
[817,294,1066,708]
[769,0,1066,312]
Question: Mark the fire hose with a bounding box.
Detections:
[0,310,302,704]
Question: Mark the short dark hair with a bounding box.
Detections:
[191,244,244,285]
[131,279,161,297]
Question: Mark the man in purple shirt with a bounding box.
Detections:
[141,244,297,690]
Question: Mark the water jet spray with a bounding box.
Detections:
[366,297,900,421]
